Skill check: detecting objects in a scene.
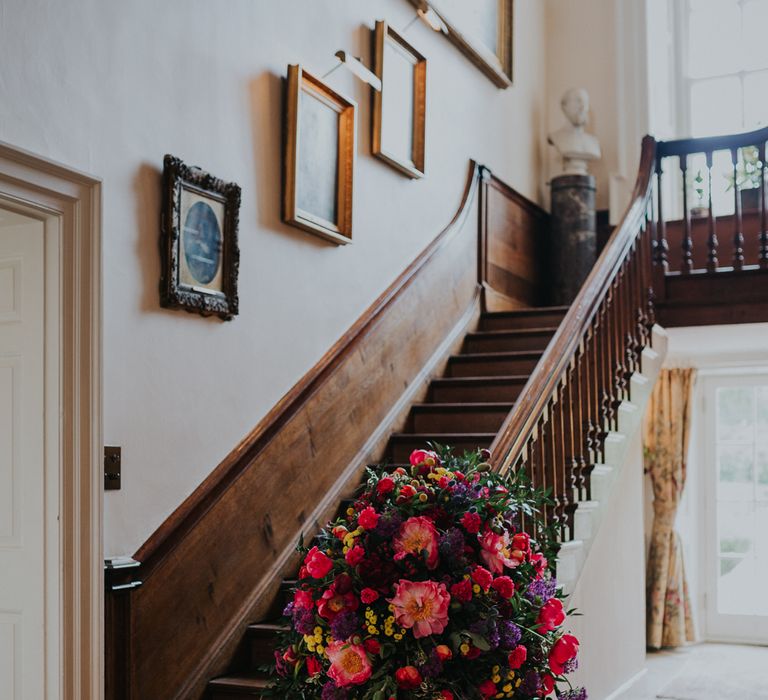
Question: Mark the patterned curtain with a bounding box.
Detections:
[644,368,696,649]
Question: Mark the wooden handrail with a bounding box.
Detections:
[490,135,657,479]
[656,124,768,159]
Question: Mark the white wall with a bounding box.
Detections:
[568,430,647,700]
[0,0,548,555]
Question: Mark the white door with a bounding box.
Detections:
[703,373,768,643]
[0,212,50,699]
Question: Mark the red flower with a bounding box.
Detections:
[306,656,322,676]
[440,692,455,700]
[512,532,530,552]
[549,634,579,674]
[530,552,548,575]
[395,666,422,689]
[409,449,438,468]
[465,645,482,660]
[345,545,365,566]
[471,566,493,591]
[537,598,565,633]
[450,578,473,603]
[460,512,482,534]
[492,575,515,599]
[377,476,396,495]
[435,644,453,661]
[317,584,359,621]
[438,475,451,489]
[364,638,381,655]
[397,484,417,503]
[304,546,333,579]
[541,674,555,695]
[360,587,379,604]
[358,506,379,530]
[508,644,527,669]
[479,680,497,698]
[293,588,314,610]
[332,525,348,540]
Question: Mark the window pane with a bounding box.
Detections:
[744,71,768,130]
[718,444,754,502]
[757,386,768,438]
[690,77,743,137]
[717,386,754,441]
[688,2,741,79]
[757,447,768,502]
[743,1,768,71]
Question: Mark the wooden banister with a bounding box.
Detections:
[490,136,656,481]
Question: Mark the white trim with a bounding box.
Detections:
[0,141,102,700]
[604,667,648,700]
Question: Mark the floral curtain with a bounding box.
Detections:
[644,368,696,649]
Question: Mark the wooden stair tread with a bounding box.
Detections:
[465,326,558,337]
[389,432,497,439]
[430,375,529,384]
[451,350,542,360]
[209,674,272,689]
[247,622,289,633]
[481,305,569,317]
[411,402,515,412]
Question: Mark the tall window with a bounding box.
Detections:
[682,0,768,138]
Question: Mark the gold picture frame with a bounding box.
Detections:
[411,0,513,89]
[283,64,357,245]
[372,20,427,179]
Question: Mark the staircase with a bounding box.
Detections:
[207,305,569,697]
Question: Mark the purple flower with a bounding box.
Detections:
[499,620,522,650]
[292,606,315,636]
[468,618,500,650]
[563,655,579,673]
[330,610,359,641]
[557,688,587,700]
[525,576,557,602]
[520,670,542,695]
[439,527,465,564]
[321,680,348,700]
[374,510,403,538]
[419,649,444,678]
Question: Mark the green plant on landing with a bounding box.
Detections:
[725,145,763,192]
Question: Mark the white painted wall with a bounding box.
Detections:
[567,430,647,700]
[0,0,548,555]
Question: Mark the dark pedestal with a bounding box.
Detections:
[549,173,597,305]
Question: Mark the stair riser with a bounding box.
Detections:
[411,410,510,433]
[463,333,554,353]
[429,382,525,403]
[249,632,281,668]
[479,313,564,331]
[449,358,539,377]
[211,690,264,699]
[388,437,493,462]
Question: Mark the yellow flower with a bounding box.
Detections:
[313,626,323,636]
[502,684,512,693]
[346,507,355,516]
[393,633,403,641]
[492,674,501,683]
[418,493,428,502]
[472,584,481,594]
[316,645,324,655]
[492,665,500,674]
[459,643,470,654]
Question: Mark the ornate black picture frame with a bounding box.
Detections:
[160,155,241,320]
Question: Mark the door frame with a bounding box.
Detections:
[0,141,102,699]
[698,368,768,644]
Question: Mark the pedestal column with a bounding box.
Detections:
[549,173,597,305]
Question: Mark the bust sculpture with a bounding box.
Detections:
[548,88,601,176]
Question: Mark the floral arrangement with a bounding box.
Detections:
[267,447,585,700]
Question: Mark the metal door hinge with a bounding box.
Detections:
[104,446,121,490]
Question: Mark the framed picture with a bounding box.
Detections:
[159,154,241,320]
[283,64,357,245]
[411,0,513,88]
[372,20,427,179]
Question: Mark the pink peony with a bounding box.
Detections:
[389,579,451,638]
[478,530,517,574]
[304,546,333,578]
[394,516,439,569]
[326,640,372,687]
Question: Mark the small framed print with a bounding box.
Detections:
[283,64,356,245]
[372,20,427,179]
[160,155,241,320]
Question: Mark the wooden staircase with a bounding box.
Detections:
[207,306,566,698]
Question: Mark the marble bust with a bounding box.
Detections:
[548,88,601,176]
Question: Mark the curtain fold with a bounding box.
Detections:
[644,367,696,649]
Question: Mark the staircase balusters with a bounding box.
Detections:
[680,154,693,273]
[706,150,719,272]
[731,147,745,271]
[653,157,669,282]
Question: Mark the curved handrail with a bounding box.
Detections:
[490,135,657,471]
[656,124,768,158]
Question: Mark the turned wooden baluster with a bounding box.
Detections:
[731,147,745,270]
[571,349,588,501]
[680,153,693,273]
[553,385,569,540]
[542,407,560,532]
[653,157,669,279]
[706,150,719,272]
[760,142,768,268]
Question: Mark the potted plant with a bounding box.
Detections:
[726,145,764,211]
[689,168,709,218]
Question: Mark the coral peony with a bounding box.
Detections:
[537,598,566,633]
[326,640,372,687]
[478,529,517,574]
[304,546,333,578]
[549,633,579,674]
[389,579,451,638]
[317,583,359,622]
[394,516,439,569]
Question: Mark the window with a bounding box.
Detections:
[681,0,768,138]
